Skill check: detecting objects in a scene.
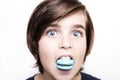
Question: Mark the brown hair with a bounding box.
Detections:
[27,0,94,73]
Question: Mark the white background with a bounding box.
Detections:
[0,0,120,80]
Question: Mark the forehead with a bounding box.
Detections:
[51,11,87,29]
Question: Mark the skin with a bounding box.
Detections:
[36,11,87,80]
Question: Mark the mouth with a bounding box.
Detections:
[56,56,75,71]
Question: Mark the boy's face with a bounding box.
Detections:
[38,11,86,80]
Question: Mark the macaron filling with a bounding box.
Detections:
[56,56,75,71]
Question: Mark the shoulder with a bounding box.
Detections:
[26,73,100,80]
[26,73,41,80]
[26,76,34,80]
[81,72,100,80]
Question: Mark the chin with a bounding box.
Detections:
[54,72,75,80]
[55,76,73,80]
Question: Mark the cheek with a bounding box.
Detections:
[38,38,57,65]
[75,39,86,54]
[38,40,51,59]
[74,39,86,62]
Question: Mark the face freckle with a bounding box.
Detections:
[38,11,87,80]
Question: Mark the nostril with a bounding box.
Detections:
[60,45,72,49]
[59,41,72,49]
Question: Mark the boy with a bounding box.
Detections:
[27,0,100,80]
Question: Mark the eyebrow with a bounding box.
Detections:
[48,23,59,27]
[48,23,86,30]
[72,24,86,30]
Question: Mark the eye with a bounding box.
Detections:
[47,29,57,37]
[73,31,82,37]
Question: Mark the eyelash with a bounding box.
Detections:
[46,29,57,36]
[72,30,83,37]
[45,29,83,37]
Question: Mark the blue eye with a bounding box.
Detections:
[73,31,81,37]
[47,30,57,37]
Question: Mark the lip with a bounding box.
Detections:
[55,55,75,71]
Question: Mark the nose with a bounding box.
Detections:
[59,36,72,49]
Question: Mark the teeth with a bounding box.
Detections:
[61,56,65,60]
[60,56,71,60]
[66,56,71,60]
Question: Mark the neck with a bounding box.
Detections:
[35,72,55,80]
[35,72,81,80]
[72,72,81,80]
